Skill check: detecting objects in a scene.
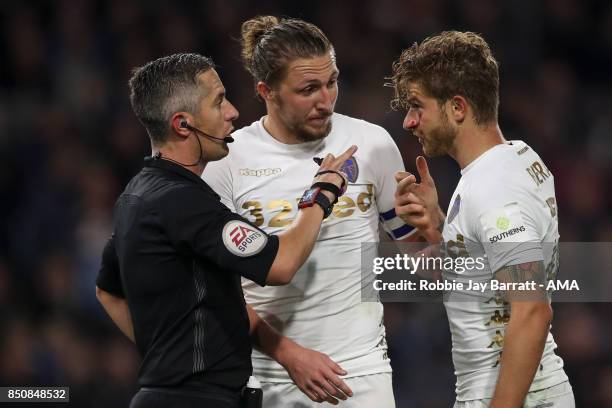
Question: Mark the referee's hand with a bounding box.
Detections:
[279,342,353,404]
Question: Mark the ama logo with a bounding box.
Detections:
[222,220,268,256]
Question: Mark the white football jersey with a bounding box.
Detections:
[203,113,414,381]
[441,141,568,400]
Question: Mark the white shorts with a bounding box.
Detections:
[453,381,575,408]
[261,372,395,408]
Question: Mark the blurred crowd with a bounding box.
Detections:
[1,0,611,406]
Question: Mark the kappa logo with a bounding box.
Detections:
[222,220,268,256]
[239,168,282,177]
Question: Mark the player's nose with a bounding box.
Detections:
[403,110,419,130]
[316,87,333,112]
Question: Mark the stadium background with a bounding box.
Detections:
[1,0,611,406]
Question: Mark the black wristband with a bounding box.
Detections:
[311,182,341,203]
[313,192,333,218]
[315,170,346,191]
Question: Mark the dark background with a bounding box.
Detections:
[1,0,611,406]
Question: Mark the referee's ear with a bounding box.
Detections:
[170,112,192,139]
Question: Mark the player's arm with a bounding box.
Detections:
[489,261,551,408]
[392,155,445,279]
[265,145,357,285]
[408,242,445,281]
[95,236,135,342]
[394,156,445,244]
[397,231,427,243]
[246,305,352,404]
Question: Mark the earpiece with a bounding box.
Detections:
[176,118,234,144]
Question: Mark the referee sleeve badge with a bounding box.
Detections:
[222,220,268,256]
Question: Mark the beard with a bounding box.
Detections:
[274,95,334,143]
[420,115,457,157]
[289,118,333,143]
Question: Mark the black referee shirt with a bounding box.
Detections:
[96,156,279,394]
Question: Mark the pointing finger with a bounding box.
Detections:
[335,145,358,165]
[416,156,431,182]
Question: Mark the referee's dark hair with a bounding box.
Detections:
[128,53,214,145]
[240,16,334,90]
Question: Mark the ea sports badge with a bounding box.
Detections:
[222,220,268,257]
[340,156,359,183]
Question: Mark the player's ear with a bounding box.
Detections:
[256,81,274,102]
[449,96,467,124]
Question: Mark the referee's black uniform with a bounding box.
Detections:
[96,155,279,408]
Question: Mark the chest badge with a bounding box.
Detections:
[340,156,359,183]
[447,194,461,224]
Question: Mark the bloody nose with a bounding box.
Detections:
[404,115,418,130]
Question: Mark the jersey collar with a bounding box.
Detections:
[143,155,219,197]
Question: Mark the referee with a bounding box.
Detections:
[95,53,355,408]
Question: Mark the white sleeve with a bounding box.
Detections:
[202,158,236,212]
[469,181,543,274]
[373,127,416,240]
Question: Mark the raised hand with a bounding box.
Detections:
[395,156,444,243]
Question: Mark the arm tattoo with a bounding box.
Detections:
[496,261,546,285]
[494,261,548,301]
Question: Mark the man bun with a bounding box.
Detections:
[240,15,280,76]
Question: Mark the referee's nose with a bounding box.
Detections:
[224,100,239,122]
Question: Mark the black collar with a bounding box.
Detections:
[143,155,215,194]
